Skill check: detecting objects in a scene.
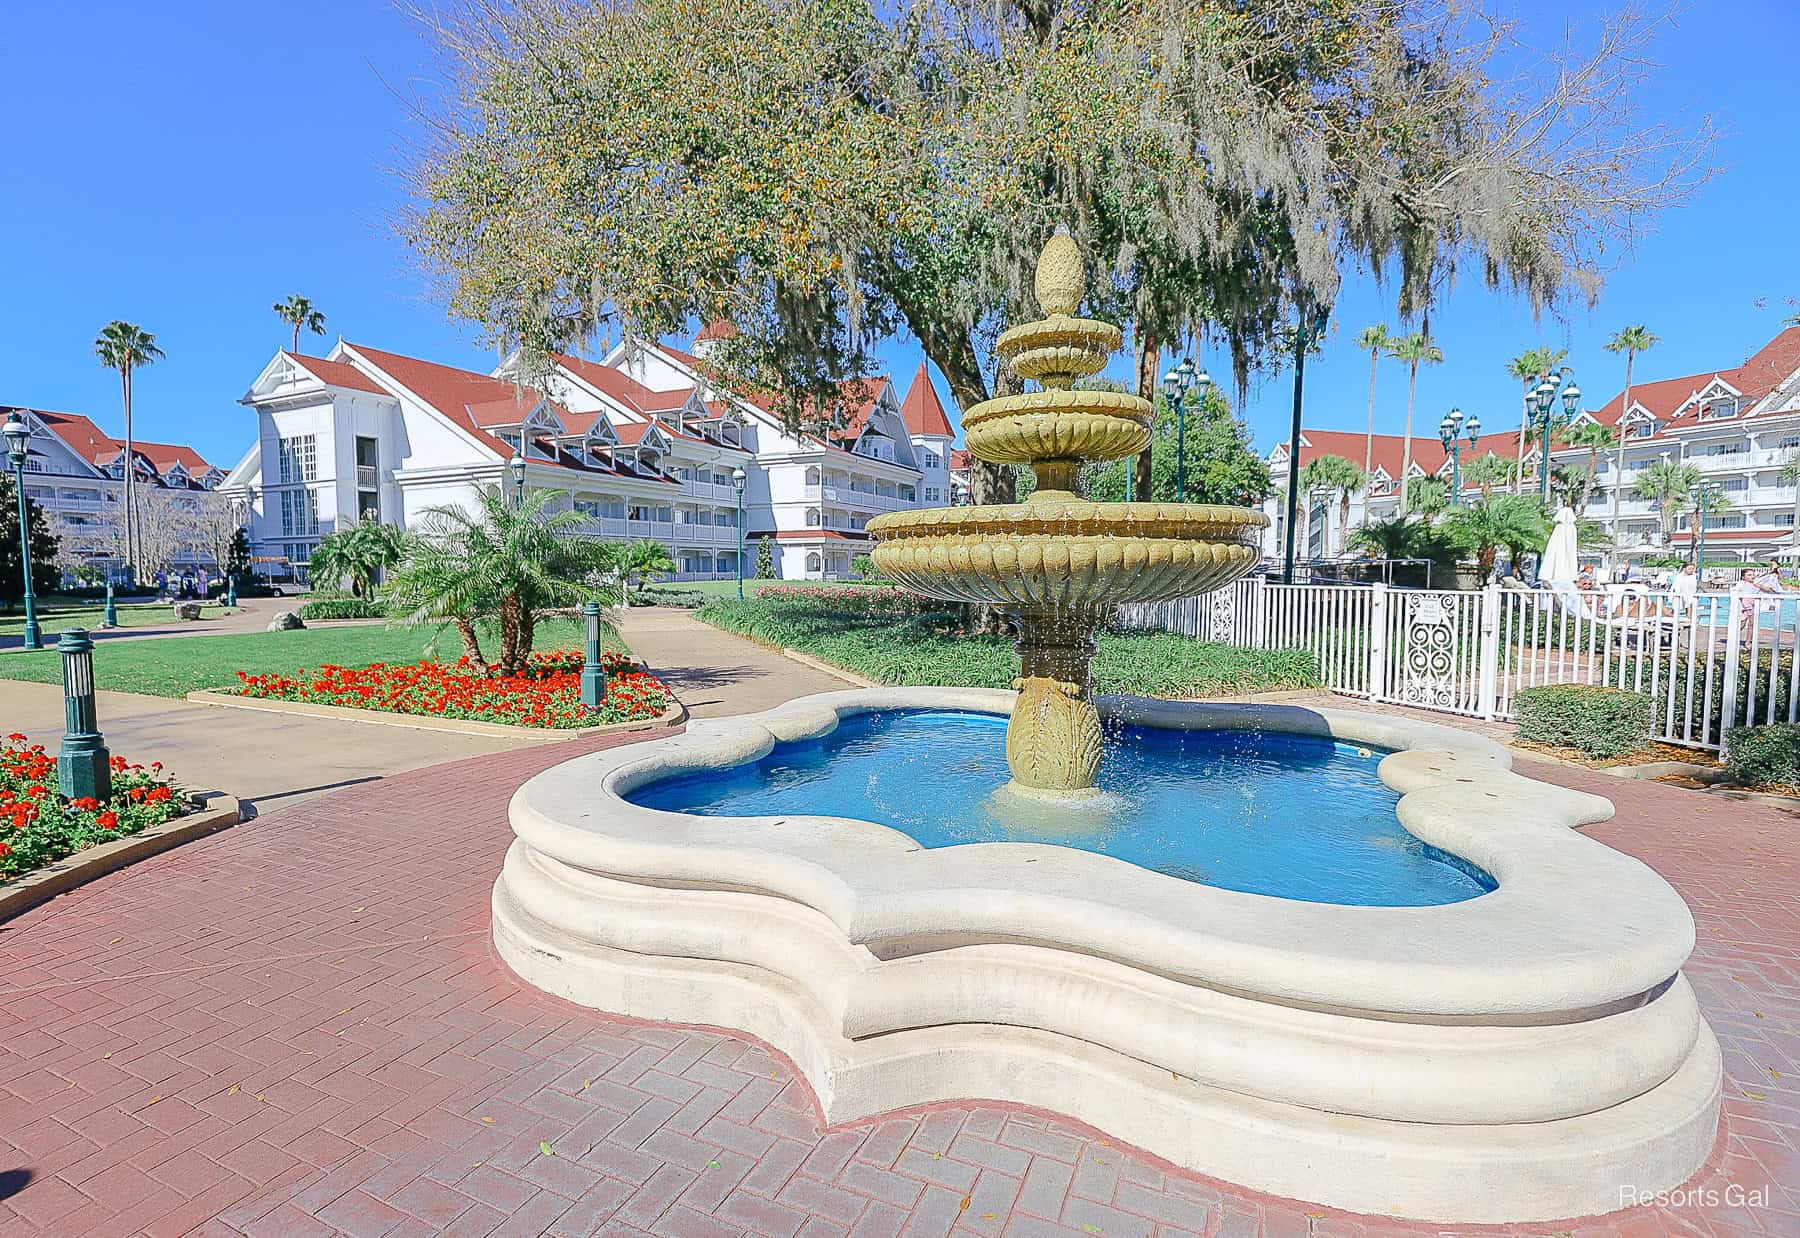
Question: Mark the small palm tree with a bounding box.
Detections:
[274,295,327,353]
[619,540,676,604]
[1444,496,1551,580]
[1560,420,1618,512]
[1461,452,1517,502]
[310,521,404,597]
[1505,347,1568,495]
[1300,454,1366,553]
[384,486,618,675]
[1632,458,1704,548]
[1390,332,1443,514]
[93,321,164,581]
[1353,325,1394,477]
[1408,476,1451,523]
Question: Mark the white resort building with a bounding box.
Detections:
[1549,326,1800,564]
[224,331,958,582]
[0,404,226,578]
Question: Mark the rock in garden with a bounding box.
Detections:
[267,611,306,632]
[174,601,203,620]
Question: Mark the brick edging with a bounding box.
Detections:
[182,689,687,739]
[0,796,242,922]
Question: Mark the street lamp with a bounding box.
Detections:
[508,453,527,509]
[1528,366,1582,505]
[579,600,607,712]
[1159,356,1211,503]
[3,412,43,652]
[1437,408,1482,507]
[731,466,747,601]
[1281,299,1333,584]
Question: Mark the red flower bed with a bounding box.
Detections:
[232,650,672,729]
[2,736,185,881]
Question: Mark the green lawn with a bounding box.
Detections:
[0,617,623,698]
[695,598,1318,698]
[0,600,241,634]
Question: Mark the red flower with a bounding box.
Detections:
[97,811,118,830]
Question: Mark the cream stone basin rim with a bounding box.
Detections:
[507,689,1694,1018]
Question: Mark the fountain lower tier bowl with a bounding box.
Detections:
[866,500,1267,609]
[491,690,1720,1224]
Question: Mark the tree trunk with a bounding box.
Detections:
[497,593,523,674]
[122,367,136,582]
[1400,365,1418,514]
[455,617,488,674]
[1134,329,1159,502]
[518,606,536,668]
[1363,349,1378,478]
[1613,352,1632,544]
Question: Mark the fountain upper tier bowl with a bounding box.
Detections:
[868,497,1264,609]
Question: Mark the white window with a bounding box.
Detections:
[806,507,821,526]
[280,489,319,537]
[806,552,822,572]
[805,465,821,486]
[1718,477,1750,492]
[277,434,317,484]
[1700,397,1740,420]
[1626,420,1657,439]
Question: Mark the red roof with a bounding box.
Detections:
[344,343,571,462]
[135,440,214,476]
[949,448,972,471]
[1582,327,1800,439]
[1275,428,1527,488]
[285,352,389,396]
[695,320,737,343]
[555,353,691,416]
[760,530,870,541]
[899,363,953,438]
[28,410,212,478]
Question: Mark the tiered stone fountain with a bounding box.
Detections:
[868,229,1266,795]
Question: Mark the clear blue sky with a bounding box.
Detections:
[2,1,1795,470]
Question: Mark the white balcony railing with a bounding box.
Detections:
[355,465,379,488]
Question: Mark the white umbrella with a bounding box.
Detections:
[1538,506,1580,585]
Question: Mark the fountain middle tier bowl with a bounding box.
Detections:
[959,388,1154,466]
[867,499,1267,608]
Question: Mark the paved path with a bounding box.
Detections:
[0,679,551,816]
[0,599,299,651]
[0,719,1795,1235]
[613,609,853,719]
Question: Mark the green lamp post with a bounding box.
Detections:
[1693,481,1722,571]
[579,600,608,712]
[56,628,111,801]
[509,453,527,509]
[1529,367,1582,505]
[1438,407,1482,507]
[4,412,44,652]
[1159,356,1212,504]
[731,465,747,601]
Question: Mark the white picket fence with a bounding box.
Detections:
[1116,577,1797,750]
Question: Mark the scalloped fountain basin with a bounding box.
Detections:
[625,709,1493,906]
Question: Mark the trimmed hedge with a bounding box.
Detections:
[631,587,711,608]
[1515,684,1654,759]
[695,597,1318,698]
[297,597,386,621]
[1723,724,1800,789]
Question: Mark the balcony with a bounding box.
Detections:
[356,465,380,488]
[809,484,913,512]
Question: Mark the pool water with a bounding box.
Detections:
[627,711,1494,906]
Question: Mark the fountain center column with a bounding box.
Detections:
[1006,609,1104,797]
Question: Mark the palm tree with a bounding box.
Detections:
[1389,332,1443,514]
[1443,496,1551,581]
[1353,326,1394,478]
[93,321,164,582]
[1631,458,1704,549]
[1505,347,1568,495]
[1299,455,1366,555]
[274,295,327,353]
[1600,325,1658,538]
[1783,452,1800,558]
[383,486,618,674]
[309,521,404,597]
[1461,452,1517,502]
[1408,476,1451,523]
[619,540,676,604]
[1560,420,1618,513]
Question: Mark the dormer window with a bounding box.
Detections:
[1700,396,1739,420]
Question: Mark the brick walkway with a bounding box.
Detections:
[0,729,1794,1237]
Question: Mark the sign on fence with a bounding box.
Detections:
[1116,578,1795,751]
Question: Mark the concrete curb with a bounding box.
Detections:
[0,796,242,923]
[777,648,882,688]
[183,689,686,739]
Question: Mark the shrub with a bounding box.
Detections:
[1723,724,1800,789]
[1514,684,1653,759]
[632,587,710,608]
[298,597,386,621]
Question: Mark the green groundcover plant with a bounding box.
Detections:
[696,598,1318,697]
[1514,684,1653,759]
[1,735,185,881]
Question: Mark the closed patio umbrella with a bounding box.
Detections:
[1538,506,1580,586]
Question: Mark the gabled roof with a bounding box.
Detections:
[554,352,692,416]
[135,440,215,477]
[899,363,954,438]
[283,352,389,396]
[22,409,213,481]
[695,320,737,343]
[343,343,574,462]
[1582,327,1800,439]
[1273,428,1527,492]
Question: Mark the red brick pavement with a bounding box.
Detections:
[0,729,1795,1237]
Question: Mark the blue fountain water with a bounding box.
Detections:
[627,710,1493,906]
